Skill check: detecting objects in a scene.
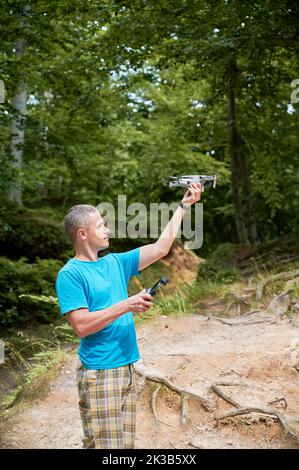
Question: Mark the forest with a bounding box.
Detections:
[0,0,299,451]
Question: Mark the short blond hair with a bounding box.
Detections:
[64,205,99,244]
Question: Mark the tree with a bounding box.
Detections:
[101,0,298,243]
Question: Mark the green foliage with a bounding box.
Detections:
[52,324,78,343]
[129,260,172,295]
[0,257,62,327]
[0,335,67,410]
[0,202,70,261]
[158,291,187,316]
[197,243,239,284]
[0,1,298,258]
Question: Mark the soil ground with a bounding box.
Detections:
[1,311,298,449]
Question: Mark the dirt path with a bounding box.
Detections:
[1,313,299,449]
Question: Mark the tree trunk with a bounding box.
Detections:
[227,57,248,243]
[9,50,27,205]
[9,4,30,205]
[227,56,257,244]
[238,133,258,243]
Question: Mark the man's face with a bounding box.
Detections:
[77,211,110,251]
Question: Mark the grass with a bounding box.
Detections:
[0,263,179,418]
[0,338,71,446]
[1,346,68,409]
[0,258,188,413]
[1,246,298,443]
[128,260,173,296]
[0,322,77,413]
[0,320,78,444]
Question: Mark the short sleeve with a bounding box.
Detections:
[114,247,141,283]
[55,271,89,315]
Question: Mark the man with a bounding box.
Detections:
[55,182,201,449]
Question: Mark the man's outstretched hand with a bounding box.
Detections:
[181,182,202,208]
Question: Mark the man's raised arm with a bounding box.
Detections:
[138,183,201,271]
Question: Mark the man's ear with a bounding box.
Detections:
[77,228,87,240]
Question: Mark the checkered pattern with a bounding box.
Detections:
[76,362,136,449]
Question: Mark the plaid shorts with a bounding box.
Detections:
[76,362,137,449]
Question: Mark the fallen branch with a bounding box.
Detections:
[216,407,299,445]
[256,269,299,300]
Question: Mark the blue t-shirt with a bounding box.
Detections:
[55,248,141,370]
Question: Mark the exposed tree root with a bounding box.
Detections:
[135,362,299,446]
[241,309,261,317]
[206,315,275,326]
[210,384,240,409]
[151,383,171,426]
[181,394,190,426]
[215,381,248,387]
[242,255,299,277]
[134,364,212,412]
[268,397,288,409]
[216,407,299,445]
[256,269,299,300]
[188,440,205,449]
[210,381,299,445]
[266,289,293,317]
[144,359,195,426]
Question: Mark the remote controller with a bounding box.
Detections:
[147,277,170,296]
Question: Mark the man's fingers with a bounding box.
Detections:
[191,182,201,192]
[141,300,153,307]
[185,183,201,202]
[139,289,153,299]
[141,293,154,301]
[192,185,201,194]
[138,302,153,312]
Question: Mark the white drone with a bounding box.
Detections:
[167,174,217,192]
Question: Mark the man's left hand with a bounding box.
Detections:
[181,182,202,207]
